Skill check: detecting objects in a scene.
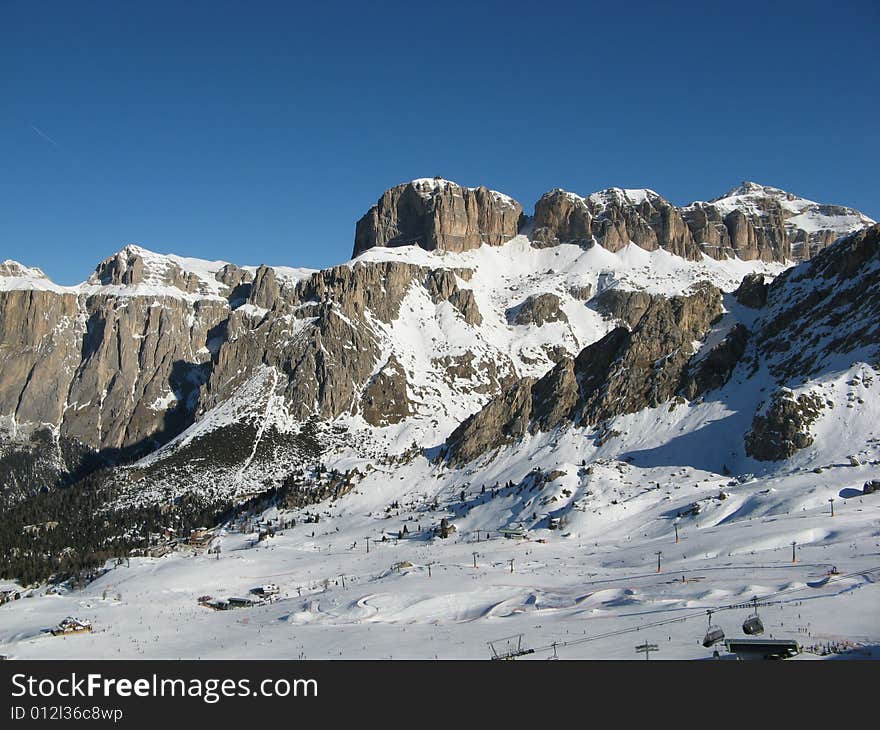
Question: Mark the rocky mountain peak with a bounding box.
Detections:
[353,178,524,257]
[533,184,700,259]
[718,181,784,198]
[89,244,150,286]
[531,181,873,264]
[0,260,51,281]
[587,187,664,209]
[87,245,244,299]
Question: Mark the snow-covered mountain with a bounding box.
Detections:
[0,178,873,498]
[683,181,874,261]
[0,178,878,660]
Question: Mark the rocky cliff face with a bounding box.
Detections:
[353,178,523,257]
[752,222,880,382]
[528,182,872,263]
[444,283,724,464]
[1,180,875,499]
[0,248,233,459]
[443,222,880,465]
[585,188,702,260]
[1,240,509,497]
[531,189,593,247]
[745,389,826,461]
[681,182,873,262]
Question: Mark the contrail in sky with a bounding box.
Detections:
[30,124,62,149]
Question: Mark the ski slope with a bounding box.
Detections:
[1,418,877,660]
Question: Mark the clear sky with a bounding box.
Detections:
[2,0,877,284]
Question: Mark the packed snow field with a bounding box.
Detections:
[1,419,878,660]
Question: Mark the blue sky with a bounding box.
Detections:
[2,0,877,284]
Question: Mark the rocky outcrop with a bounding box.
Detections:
[587,188,702,260]
[62,295,227,452]
[359,355,410,426]
[578,283,723,421]
[507,293,567,326]
[568,284,593,301]
[0,249,274,490]
[353,178,523,257]
[90,245,229,295]
[531,189,592,247]
[447,288,482,325]
[444,378,536,465]
[0,280,227,459]
[2,240,511,496]
[293,261,422,323]
[754,223,880,380]
[0,288,81,429]
[745,389,825,461]
[681,323,750,399]
[596,289,657,328]
[248,265,282,310]
[1,180,875,501]
[679,204,733,259]
[529,182,873,264]
[444,284,723,463]
[733,273,769,308]
[215,263,253,291]
[201,259,492,427]
[425,269,483,325]
[730,207,786,261]
[682,182,873,262]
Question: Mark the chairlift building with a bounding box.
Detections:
[724,638,801,660]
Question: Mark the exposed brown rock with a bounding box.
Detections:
[444,378,536,465]
[733,273,769,308]
[359,355,410,426]
[681,323,750,399]
[568,284,593,301]
[681,182,871,262]
[248,265,282,310]
[0,288,81,427]
[444,284,724,463]
[353,178,523,257]
[531,189,593,247]
[586,189,702,260]
[531,182,872,263]
[745,390,825,460]
[596,289,657,328]
[425,269,482,324]
[508,293,567,326]
[755,223,880,380]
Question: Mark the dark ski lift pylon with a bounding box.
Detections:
[742,597,765,636]
[702,610,725,647]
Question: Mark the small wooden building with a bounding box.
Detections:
[51,617,93,636]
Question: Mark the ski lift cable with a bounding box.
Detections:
[526,565,880,657]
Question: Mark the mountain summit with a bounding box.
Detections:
[354,179,873,263]
[0,178,877,596]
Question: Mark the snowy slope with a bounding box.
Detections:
[1,403,877,659]
[102,235,788,507]
[2,214,878,660]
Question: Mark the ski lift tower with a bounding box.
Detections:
[488,634,534,660]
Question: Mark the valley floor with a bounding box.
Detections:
[2,446,878,660]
